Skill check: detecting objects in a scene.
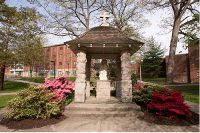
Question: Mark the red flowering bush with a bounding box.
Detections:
[42,75,75,102]
[146,87,192,118]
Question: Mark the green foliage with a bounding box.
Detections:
[131,72,137,86]
[142,36,165,77]
[5,84,62,120]
[132,82,161,103]
[111,90,116,96]
[65,92,74,104]
[90,90,96,96]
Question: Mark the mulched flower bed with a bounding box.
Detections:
[136,102,199,126]
[0,104,68,130]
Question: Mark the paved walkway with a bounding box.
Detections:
[0,97,199,132]
[4,78,41,86]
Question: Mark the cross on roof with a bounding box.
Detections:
[100,12,109,26]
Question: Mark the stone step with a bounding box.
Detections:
[63,110,144,117]
[65,103,141,111]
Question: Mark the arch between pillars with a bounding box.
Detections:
[74,46,132,102]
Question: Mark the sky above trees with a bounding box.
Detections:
[5,0,189,56]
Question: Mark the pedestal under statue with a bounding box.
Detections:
[96,59,110,100]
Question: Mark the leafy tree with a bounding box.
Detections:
[142,0,199,83]
[17,34,46,77]
[0,1,44,90]
[142,37,165,77]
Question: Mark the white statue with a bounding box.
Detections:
[99,59,108,80]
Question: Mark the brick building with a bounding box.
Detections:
[133,45,199,83]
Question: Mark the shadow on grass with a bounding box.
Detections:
[1,81,29,93]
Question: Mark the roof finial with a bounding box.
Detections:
[100,12,109,26]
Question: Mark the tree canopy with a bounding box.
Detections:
[142,36,165,77]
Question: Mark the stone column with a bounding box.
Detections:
[74,46,87,102]
[120,47,132,102]
[86,55,91,97]
[116,56,121,97]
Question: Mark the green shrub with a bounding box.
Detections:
[90,90,96,96]
[131,72,137,86]
[65,92,74,104]
[111,90,116,96]
[132,82,161,103]
[5,84,62,120]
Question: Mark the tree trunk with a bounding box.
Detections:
[0,65,5,90]
[30,65,32,78]
[166,18,181,83]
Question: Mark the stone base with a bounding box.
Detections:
[116,81,121,97]
[74,82,86,102]
[96,80,110,100]
[121,80,132,102]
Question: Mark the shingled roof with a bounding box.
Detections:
[64,26,144,45]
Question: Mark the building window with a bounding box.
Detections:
[66,62,69,65]
[47,49,50,52]
[197,72,199,77]
[73,70,76,75]
[58,71,62,75]
[74,54,77,57]
[66,71,69,75]
[40,63,43,67]
[60,47,63,50]
[25,65,27,67]
[53,55,56,58]
[46,63,49,66]
[35,64,38,67]
[59,62,62,66]
[52,62,55,66]
[74,61,77,65]
[67,45,70,49]
[46,56,49,59]
[66,54,70,57]
[53,48,56,51]
[59,54,63,58]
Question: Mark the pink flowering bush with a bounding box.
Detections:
[146,87,192,118]
[42,75,75,102]
[132,83,144,91]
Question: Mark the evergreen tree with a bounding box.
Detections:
[142,37,165,77]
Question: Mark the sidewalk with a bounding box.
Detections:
[4,78,41,86]
[0,98,199,132]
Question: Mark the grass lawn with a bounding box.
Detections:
[0,81,29,93]
[168,86,199,104]
[20,77,77,83]
[0,95,17,109]
[142,78,166,82]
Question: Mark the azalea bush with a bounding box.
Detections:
[146,88,192,118]
[132,82,161,103]
[5,85,61,120]
[42,75,75,102]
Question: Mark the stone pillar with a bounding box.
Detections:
[116,56,121,97]
[120,47,132,102]
[74,47,87,102]
[86,55,91,97]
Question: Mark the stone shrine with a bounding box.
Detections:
[64,12,144,102]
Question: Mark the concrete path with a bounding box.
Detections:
[0,97,199,132]
[4,78,41,86]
